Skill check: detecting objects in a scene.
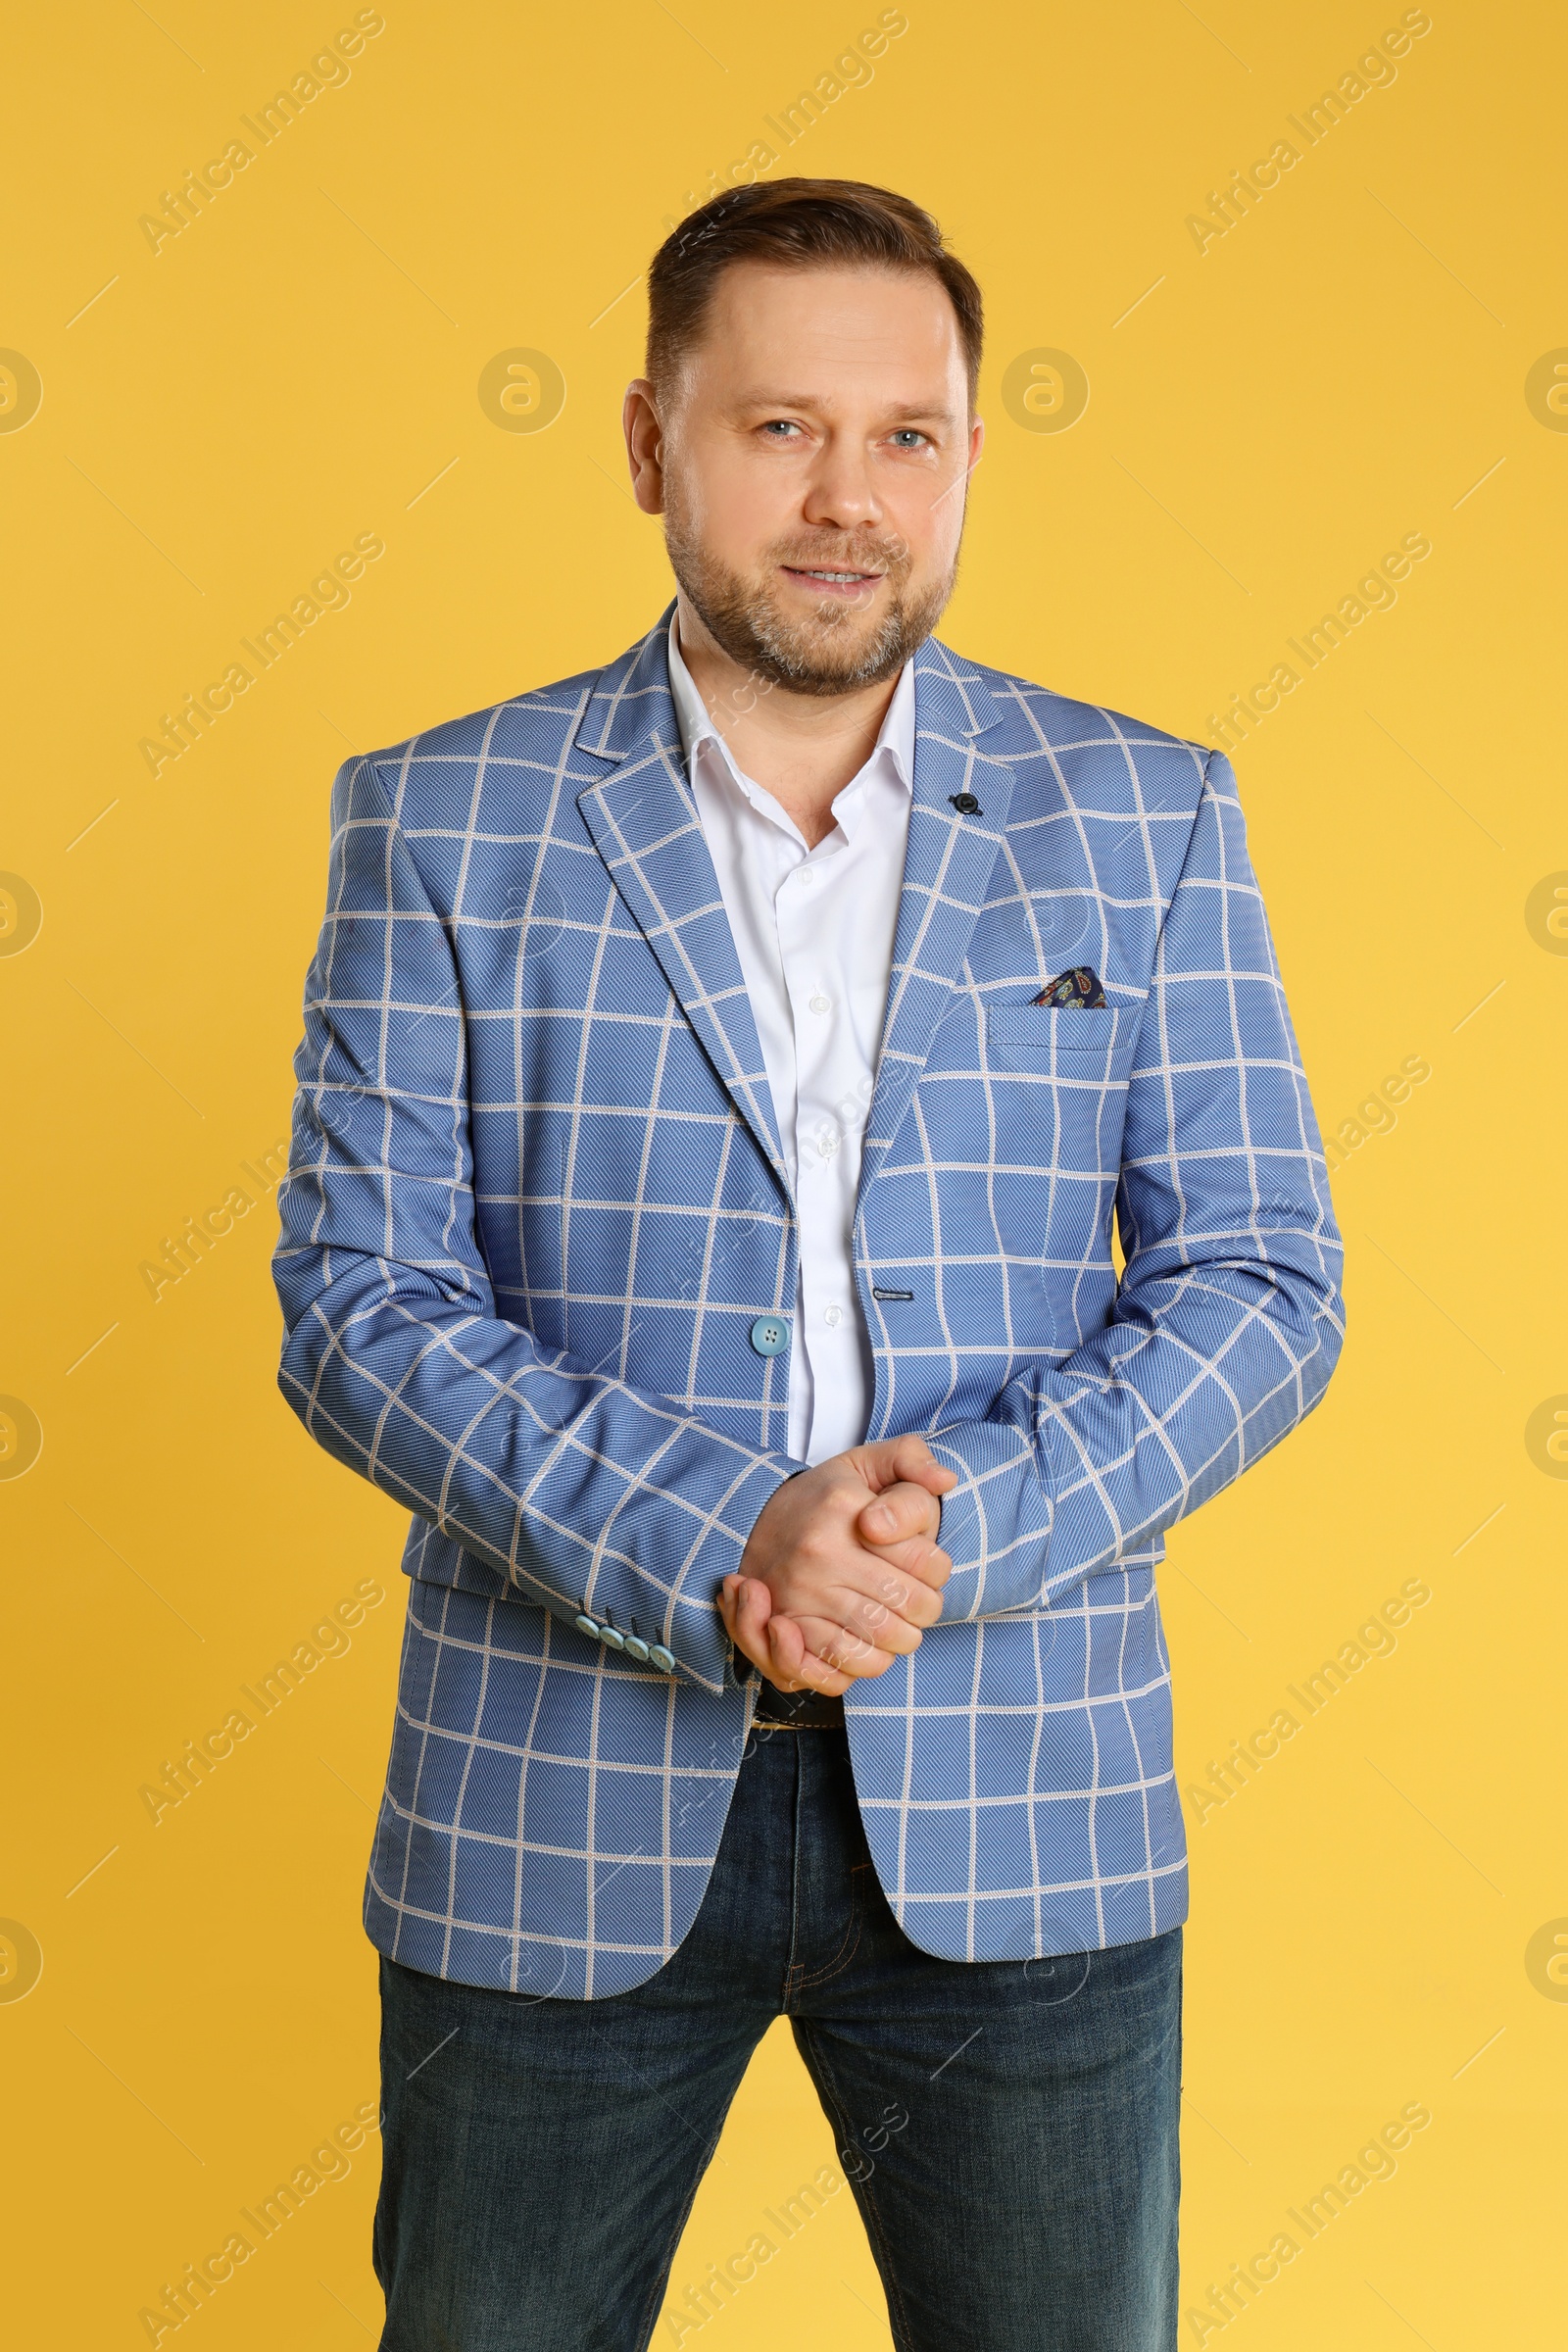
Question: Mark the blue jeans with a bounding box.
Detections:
[374,1723,1181,2350]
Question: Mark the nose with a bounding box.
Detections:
[800,430,881,535]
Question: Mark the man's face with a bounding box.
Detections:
[630,262,983,695]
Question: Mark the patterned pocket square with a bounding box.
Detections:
[1031,965,1108,1008]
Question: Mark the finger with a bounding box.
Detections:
[890,1434,957,1495]
[857,1526,954,1591]
[857,1478,941,1546]
[786,1650,854,1697]
[725,1577,776,1681]
[853,1437,957,1502]
[738,1575,776,1645]
[734,1582,853,1697]
[764,1612,852,1696]
[826,1562,944,1648]
[854,1435,936,1494]
[851,1557,948,1630]
[880,1437,957,1496]
[788,1615,897,1681]
[720,1574,771,1649]
[798,1587,924,1658]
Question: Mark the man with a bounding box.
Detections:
[274,179,1345,2351]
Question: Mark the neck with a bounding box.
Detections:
[673,595,903,849]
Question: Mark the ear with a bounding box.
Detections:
[622,379,666,514]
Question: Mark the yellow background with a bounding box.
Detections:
[4,0,1564,2342]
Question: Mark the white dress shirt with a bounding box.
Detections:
[666,612,915,1466]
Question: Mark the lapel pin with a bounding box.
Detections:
[950,792,983,816]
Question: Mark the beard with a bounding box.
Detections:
[662,498,959,698]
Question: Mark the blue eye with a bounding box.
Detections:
[890,430,929,450]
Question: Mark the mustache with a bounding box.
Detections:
[767,531,910,578]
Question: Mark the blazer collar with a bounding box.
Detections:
[573,604,684,762]
[571,608,790,1195]
[863,639,1018,1184]
[571,604,1009,763]
[570,608,1017,1200]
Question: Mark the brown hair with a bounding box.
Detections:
[646,177,983,403]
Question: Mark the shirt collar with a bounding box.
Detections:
[665,608,915,803]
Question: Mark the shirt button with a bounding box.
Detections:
[796,867,814,886]
[808,993,832,1015]
[823,1305,843,1329]
[749,1315,789,1357]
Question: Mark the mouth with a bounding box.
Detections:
[779,564,886,598]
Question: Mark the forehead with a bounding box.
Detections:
[688,261,966,403]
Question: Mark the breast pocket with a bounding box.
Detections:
[984,1003,1136,1082]
[983,1004,1140,1253]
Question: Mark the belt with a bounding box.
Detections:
[749,1680,846,1730]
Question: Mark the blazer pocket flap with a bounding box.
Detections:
[986,1004,1137,1071]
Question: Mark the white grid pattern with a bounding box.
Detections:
[273,608,1345,1997]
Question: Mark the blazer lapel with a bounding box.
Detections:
[861,639,1016,1180]
[572,612,791,1199]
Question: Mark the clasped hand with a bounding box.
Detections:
[719,1436,957,1697]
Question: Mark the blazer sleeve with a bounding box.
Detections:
[271,755,795,1696]
[929,748,1347,1622]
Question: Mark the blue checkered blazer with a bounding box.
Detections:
[273,608,1344,1999]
